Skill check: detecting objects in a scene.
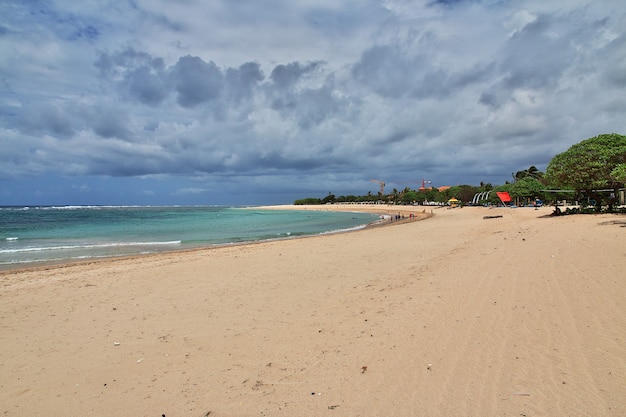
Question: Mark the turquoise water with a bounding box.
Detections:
[0,206,379,269]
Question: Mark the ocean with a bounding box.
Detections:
[0,206,380,270]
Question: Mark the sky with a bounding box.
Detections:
[1,0,625,206]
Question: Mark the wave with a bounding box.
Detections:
[0,205,170,211]
[0,240,182,254]
[31,205,229,210]
[46,205,145,210]
[318,224,369,235]
[0,205,235,211]
[0,253,154,266]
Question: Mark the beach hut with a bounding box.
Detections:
[448,197,459,207]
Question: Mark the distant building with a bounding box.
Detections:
[418,184,451,192]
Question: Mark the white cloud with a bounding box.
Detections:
[504,9,538,36]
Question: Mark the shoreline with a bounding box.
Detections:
[2,205,624,416]
[0,203,431,275]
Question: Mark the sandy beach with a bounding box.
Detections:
[1,204,625,417]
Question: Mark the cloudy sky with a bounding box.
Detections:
[1,0,625,205]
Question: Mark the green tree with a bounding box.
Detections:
[510,177,544,204]
[294,197,322,205]
[611,164,626,183]
[413,191,428,204]
[401,190,419,204]
[479,182,494,191]
[457,185,479,203]
[321,194,336,204]
[418,187,440,203]
[545,133,626,211]
[390,188,399,204]
[514,165,544,182]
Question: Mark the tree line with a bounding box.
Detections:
[295,133,626,212]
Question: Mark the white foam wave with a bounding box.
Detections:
[0,240,182,254]
[46,205,145,210]
[318,224,368,235]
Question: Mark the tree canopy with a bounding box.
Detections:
[511,177,544,200]
[611,163,626,183]
[545,133,626,210]
[514,165,543,182]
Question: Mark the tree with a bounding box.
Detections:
[510,177,544,204]
[413,191,428,204]
[402,190,419,204]
[514,165,544,182]
[391,188,399,203]
[321,194,336,204]
[611,164,626,183]
[294,197,322,205]
[479,182,494,191]
[545,133,626,211]
[457,185,479,203]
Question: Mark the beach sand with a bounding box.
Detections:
[1,205,625,416]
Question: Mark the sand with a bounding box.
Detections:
[1,204,625,417]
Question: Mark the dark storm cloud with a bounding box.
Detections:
[599,34,626,86]
[225,62,265,103]
[351,45,453,99]
[95,49,266,110]
[430,0,472,6]
[291,86,343,129]
[15,103,75,138]
[480,10,623,111]
[69,24,100,41]
[270,62,322,89]
[255,151,323,171]
[95,48,169,106]
[351,45,417,98]
[478,90,499,107]
[450,62,495,90]
[271,83,344,129]
[96,49,338,128]
[89,106,131,140]
[95,48,163,77]
[267,62,346,128]
[170,56,224,108]
[87,148,167,177]
[126,66,169,106]
[499,15,573,90]
[127,1,186,33]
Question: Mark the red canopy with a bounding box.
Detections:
[496,191,511,203]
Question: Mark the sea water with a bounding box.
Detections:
[0,206,379,269]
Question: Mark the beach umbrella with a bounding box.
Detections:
[448,198,459,203]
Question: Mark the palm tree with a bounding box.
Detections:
[515,165,544,181]
[391,188,399,203]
